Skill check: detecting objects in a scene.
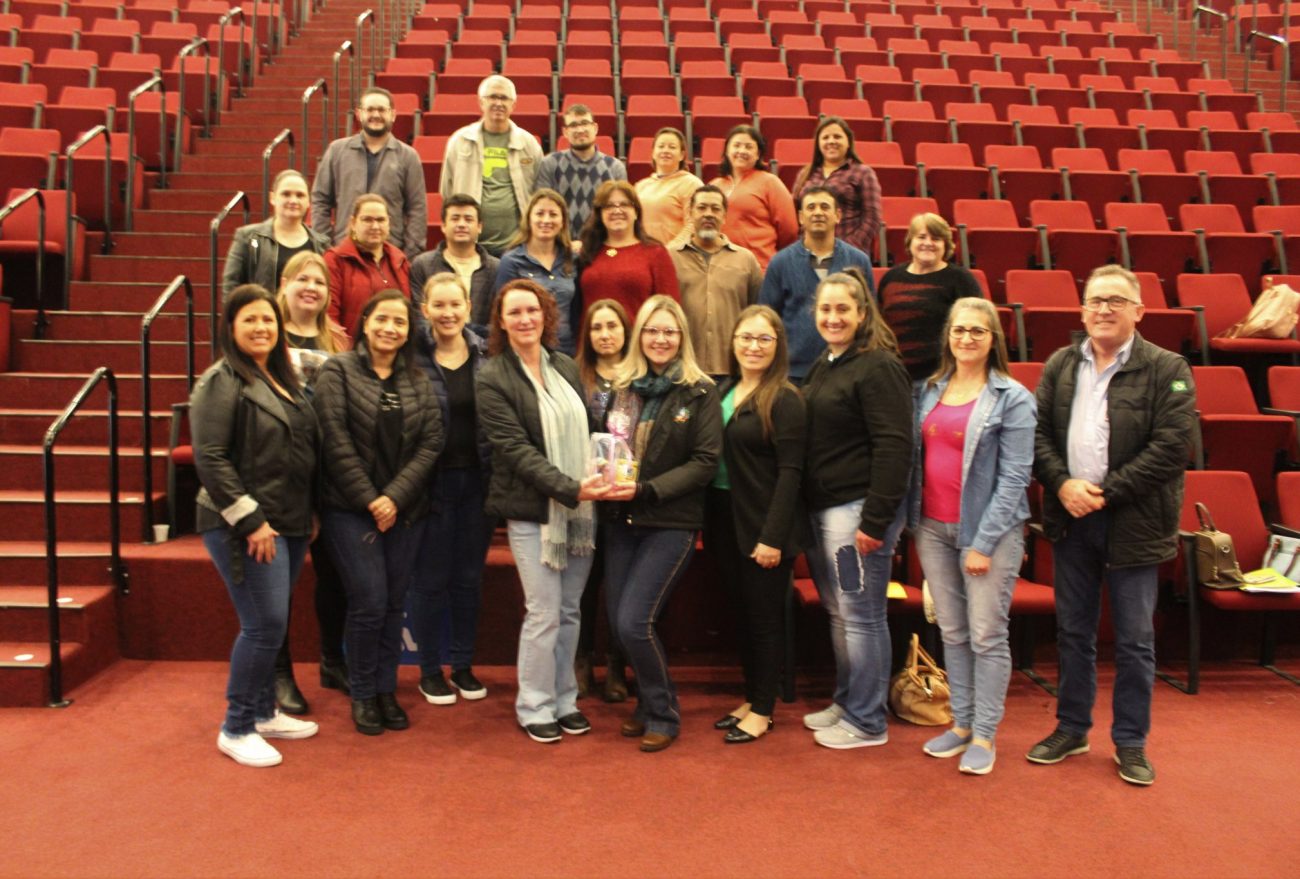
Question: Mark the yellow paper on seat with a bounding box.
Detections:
[887,581,907,600]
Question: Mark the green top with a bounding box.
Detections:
[712,385,736,489]
[478,128,518,253]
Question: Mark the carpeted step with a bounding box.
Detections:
[0,541,125,586]
[0,585,117,645]
[0,408,173,446]
[14,339,211,375]
[86,255,215,285]
[103,233,238,258]
[0,641,87,707]
[0,374,192,411]
[13,311,214,344]
[68,282,215,313]
[0,444,168,492]
[0,489,166,542]
[148,189,268,214]
[176,154,296,176]
[129,211,231,236]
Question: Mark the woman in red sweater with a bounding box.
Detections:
[575,180,680,321]
[709,125,799,270]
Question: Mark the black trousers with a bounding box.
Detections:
[577,525,626,669]
[277,536,348,671]
[706,488,793,717]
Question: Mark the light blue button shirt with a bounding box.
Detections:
[1067,335,1136,485]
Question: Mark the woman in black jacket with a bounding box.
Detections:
[314,290,443,736]
[476,278,612,744]
[193,285,321,768]
[707,304,806,744]
[222,169,330,300]
[800,268,914,751]
[603,295,723,752]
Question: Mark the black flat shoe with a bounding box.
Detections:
[375,693,409,730]
[713,713,742,730]
[352,698,383,736]
[724,718,774,744]
[320,659,351,696]
[275,672,309,716]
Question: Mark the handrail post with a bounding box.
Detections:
[64,126,113,306]
[177,37,213,142]
[1249,30,1292,111]
[44,367,126,707]
[216,7,247,98]
[1191,5,1230,78]
[209,192,252,354]
[261,129,296,220]
[301,78,329,176]
[141,276,196,542]
[0,189,47,339]
[333,39,355,141]
[126,75,167,228]
[356,10,376,90]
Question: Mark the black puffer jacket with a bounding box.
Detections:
[313,344,444,521]
[191,360,318,537]
[476,347,588,523]
[1034,332,1196,567]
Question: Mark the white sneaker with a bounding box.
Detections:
[218,731,283,767]
[803,704,844,730]
[813,723,889,750]
[255,711,320,740]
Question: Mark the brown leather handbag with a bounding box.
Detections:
[1192,502,1245,589]
[888,633,952,726]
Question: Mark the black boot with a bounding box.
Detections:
[275,669,310,715]
[375,692,410,730]
[320,657,351,696]
[352,697,383,735]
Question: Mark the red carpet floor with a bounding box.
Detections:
[1,661,1297,879]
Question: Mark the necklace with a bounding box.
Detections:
[606,247,619,258]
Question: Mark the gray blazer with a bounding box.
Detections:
[310,133,429,258]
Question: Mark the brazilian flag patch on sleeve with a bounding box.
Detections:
[1171,379,1188,392]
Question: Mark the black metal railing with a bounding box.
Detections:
[262,129,295,219]
[208,192,251,352]
[43,367,129,707]
[64,126,113,305]
[0,188,47,338]
[126,75,169,227]
[140,276,197,541]
[301,79,329,175]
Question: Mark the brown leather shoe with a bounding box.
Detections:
[640,731,675,752]
[620,717,645,738]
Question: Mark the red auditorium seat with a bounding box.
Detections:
[1186,110,1268,169]
[1278,470,1300,528]
[450,29,505,65]
[953,200,1040,304]
[140,22,200,65]
[507,30,560,67]
[1184,150,1276,222]
[619,59,675,102]
[770,139,813,191]
[1266,366,1300,460]
[882,101,948,165]
[42,86,118,151]
[670,31,724,66]
[20,14,81,62]
[29,48,97,96]
[1052,147,1135,224]
[374,58,435,107]
[1025,71,1090,120]
[1105,202,1199,302]
[0,44,35,85]
[856,64,916,107]
[0,127,61,194]
[739,61,798,100]
[1068,106,1139,162]
[726,31,780,69]
[915,142,987,220]
[938,39,998,81]
[914,67,973,110]
[968,69,1031,114]
[1093,46,1152,84]
[985,144,1063,226]
[754,96,817,144]
[616,29,669,65]
[1175,273,1300,366]
[1247,111,1300,155]
[1252,206,1300,276]
[783,34,836,70]
[461,3,511,33]
[1117,148,1203,225]
[679,60,736,102]
[1180,203,1280,286]
[0,187,85,307]
[878,195,938,268]
[689,95,749,144]
[946,102,1013,165]
[1004,268,1083,361]
[817,98,883,142]
[500,56,551,102]
[1193,366,1296,508]
[0,82,47,130]
[797,63,858,107]
[856,140,915,198]
[396,30,452,65]
[80,19,142,60]
[1031,199,1120,288]
[624,95,685,145]
[1126,108,1204,158]
[1191,77,1262,127]
[1008,104,1076,166]
[1142,50,1207,89]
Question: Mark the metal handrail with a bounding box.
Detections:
[140,275,196,541]
[44,367,128,707]
[177,37,214,137]
[1247,30,1291,109]
[0,189,47,339]
[126,76,168,228]
[215,7,248,96]
[333,39,355,140]
[356,9,377,90]
[301,78,329,176]
[1191,5,1230,78]
[64,126,113,303]
[261,128,295,219]
[208,192,251,353]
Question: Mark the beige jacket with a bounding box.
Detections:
[438,120,543,208]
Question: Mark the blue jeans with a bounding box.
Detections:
[1052,509,1159,748]
[203,528,308,736]
[807,498,906,737]
[321,510,425,701]
[409,468,494,673]
[605,522,696,737]
[915,517,1023,741]
[508,520,594,726]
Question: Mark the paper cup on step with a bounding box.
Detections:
[153,524,170,543]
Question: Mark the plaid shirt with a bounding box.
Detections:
[796,161,882,258]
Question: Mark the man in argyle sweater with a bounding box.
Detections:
[534,104,628,238]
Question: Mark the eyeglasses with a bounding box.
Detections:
[949,326,991,340]
[602,202,634,211]
[642,327,681,339]
[1083,295,1140,311]
[734,333,776,348]
[564,119,595,129]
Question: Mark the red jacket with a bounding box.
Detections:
[325,238,412,338]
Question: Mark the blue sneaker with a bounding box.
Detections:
[959,743,996,775]
[923,729,973,758]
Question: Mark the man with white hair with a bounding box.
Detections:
[439,75,544,256]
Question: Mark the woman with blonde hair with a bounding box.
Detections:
[495,189,580,353]
[602,295,722,752]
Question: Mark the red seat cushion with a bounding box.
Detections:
[1011,578,1056,614]
[1201,587,1300,611]
[171,444,194,466]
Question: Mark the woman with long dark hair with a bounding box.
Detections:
[790,116,882,259]
[193,284,320,767]
[909,297,1035,775]
[800,268,914,750]
[314,290,443,735]
[495,188,580,353]
[575,180,679,321]
[476,279,613,744]
[707,304,806,744]
[709,124,798,269]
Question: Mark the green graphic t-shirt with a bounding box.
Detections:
[479,130,519,253]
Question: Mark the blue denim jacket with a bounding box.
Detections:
[907,370,1037,555]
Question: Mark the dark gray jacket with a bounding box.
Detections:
[191,360,318,537]
[1034,332,1196,567]
[409,242,501,331]
[312,345,444,521]
[221,219,331,300]
[310,133,428,258]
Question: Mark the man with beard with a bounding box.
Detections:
[439,75,544,257]
[409,194,501,331]
[668,185,763,379]
[534,104,627,239]
[311,87,428,259]
[758,186,873,383]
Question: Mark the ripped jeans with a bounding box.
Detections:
[806,498,907,737]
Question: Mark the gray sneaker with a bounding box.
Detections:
[1115,747,1155,786]
[813,723,888,750]
[959,743,996,775]
[923,729,972,758]
[802,703,844,730]
[1026,729,1090,764]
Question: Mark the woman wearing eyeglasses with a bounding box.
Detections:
[576,181,680,322]
[908,297,1035,775]
[877,213,983,383]
[603,296,721,752]
[707,305,805,744]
